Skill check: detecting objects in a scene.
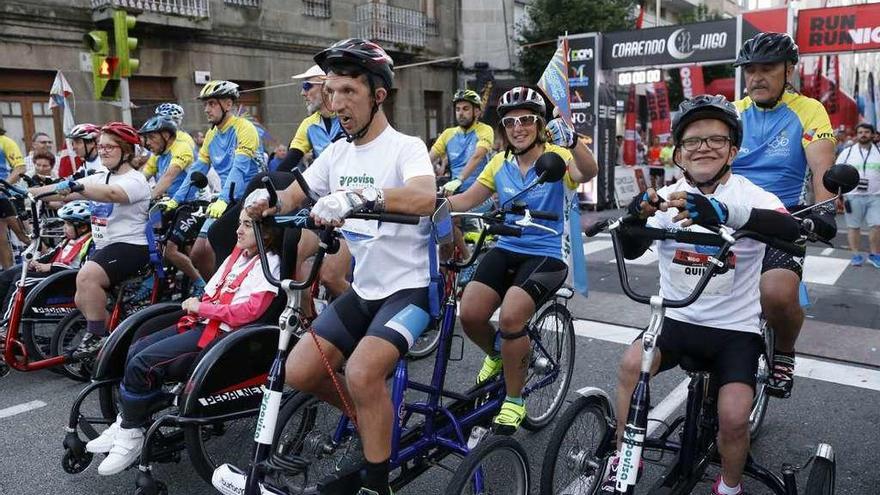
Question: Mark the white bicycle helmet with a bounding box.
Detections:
[155,103,185,125]
[57,200,92,224]
[497,87,546,118]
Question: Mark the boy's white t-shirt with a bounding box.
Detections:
[648,174,787,334]
[80,170,151,249]
[303,126,435,300]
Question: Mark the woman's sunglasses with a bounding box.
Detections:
[501,115,541,129]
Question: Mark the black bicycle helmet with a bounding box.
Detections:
[733,32,799,67]
[672,94,742,147]
[314,38,394,90]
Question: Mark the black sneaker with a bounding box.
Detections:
[68,332,108,361]
[767,353,795,398]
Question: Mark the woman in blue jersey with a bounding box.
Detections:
[448,86,597,434]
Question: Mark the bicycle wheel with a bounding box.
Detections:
[749,319,773,439]
[49,310,91,382]
[803,455,835,495]
[446,435,530,495]
[540,395,613,495]
[522,302,576,430]
[21,318,62,362]
[267,393,362,494]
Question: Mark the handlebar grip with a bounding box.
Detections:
[261,176,278,208]
[584,220,609,238]
[529,210,558,221]
[487,224,523,237]
[672,230,726,247]
[352,212,421,225]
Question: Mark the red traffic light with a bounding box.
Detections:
[99,57,119,79]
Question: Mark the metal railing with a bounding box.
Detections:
[90,0,210,18]
[302,0,331,18]
[356,3,426,48]
[225,0,261,7]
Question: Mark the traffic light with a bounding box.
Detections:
[112,9,138,77]
[84,29,120,100]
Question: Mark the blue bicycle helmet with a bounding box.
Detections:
[138,115,178,136]
[57,200,92,224]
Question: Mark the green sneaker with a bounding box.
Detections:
[476,354,503,384]
[492,399,526,435]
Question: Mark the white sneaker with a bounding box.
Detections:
[86,415,122,454]
[97,427,144,476]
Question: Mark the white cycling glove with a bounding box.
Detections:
[546,117,577,149]
[311,191,366,223]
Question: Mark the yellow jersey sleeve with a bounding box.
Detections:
[544,144,578,190]
[168,137,194,170]
[289,112,320,154]
[198,127,216,164]
[788,94,835,149]
[431,128,454,156]
[0,136,24,169]
[476,153,505,192]
[232,117,259,159]
[475,123,494,151]
[176,130,195,150]
[142,155,158,178]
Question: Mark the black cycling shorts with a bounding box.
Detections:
[90,242,150,286]
[312,287,431,358]
[761,245,804,279]
[470,247,568,306]
[166,205,206,247]
[0,197,16,218]
[640,318,764,389]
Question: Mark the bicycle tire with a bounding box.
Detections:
[20,318,62,363]
[267,392,362,493]
[749,320,774,439]
[446,434,530,495]
[49,310,92,382]
[540,395,613,495]
[522,302,576,430]
[803,456,835,495]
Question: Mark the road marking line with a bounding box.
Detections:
[0,400,46,419]
[647,379,690,436]
[820,247,834,256]
[583,240,613,256]
[571,319,880,392]
[803,255,849,285]
[610,249,658,266]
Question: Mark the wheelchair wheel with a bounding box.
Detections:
[446,435,530,495]
[184,407,264,484]
[540,395,613,495]
[49,310,92,382]
[21,318,62,363]
[803,450,835,495]
[522,302,576,430]
[267,393,362,494]
[749,319,773,439]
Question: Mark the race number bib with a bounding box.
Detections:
[668,248,736,297]
[90,202,113,241]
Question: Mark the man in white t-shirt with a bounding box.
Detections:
[605,96,801,495]
[247,39,436,495]
[836,123,880,267]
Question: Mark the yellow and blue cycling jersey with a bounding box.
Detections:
[289,111,343,158]
[477,144,576,260]
[0,135,24,181]
[733,91,835,208]
[176,129,196,153]
[173,115,261,203]
[432,121,494,191]
[143,131,195,200]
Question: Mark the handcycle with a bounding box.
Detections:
[212,157,576,495]
[60,263,292,495]
[539,164,859,495]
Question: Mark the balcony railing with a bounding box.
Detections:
[225,0,261,7]
[356,3,426,49]
[90,0,210,18]
[303,0,331,18]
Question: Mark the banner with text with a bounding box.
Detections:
[796,4,880,54]
[602,19,737,69]
[566,34,597,142]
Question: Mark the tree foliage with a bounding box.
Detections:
[518,0,638,83]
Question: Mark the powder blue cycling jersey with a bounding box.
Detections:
[476,144,575,260]
[289,112,344,158]
[431,122,493,190]
[733,92,835,208]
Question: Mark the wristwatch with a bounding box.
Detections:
[360,187,385,212]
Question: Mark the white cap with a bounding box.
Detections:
[291,65,326,80]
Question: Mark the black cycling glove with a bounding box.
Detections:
[683,193,728,228]
[806,209,837,241]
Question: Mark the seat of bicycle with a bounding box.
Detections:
[679,355,714,375]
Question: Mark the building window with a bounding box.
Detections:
[225,0,261,7]
[130,76,177,128]
[303,0,331,18]
[424,91,443,141]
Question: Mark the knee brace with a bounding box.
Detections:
[499,328,529,340]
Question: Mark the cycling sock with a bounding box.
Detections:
[715,476,742,494]
[505,395,524,406]
[361,458,390,494]
[86,319,108,337]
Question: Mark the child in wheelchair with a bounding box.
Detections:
[86,201,282,476]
